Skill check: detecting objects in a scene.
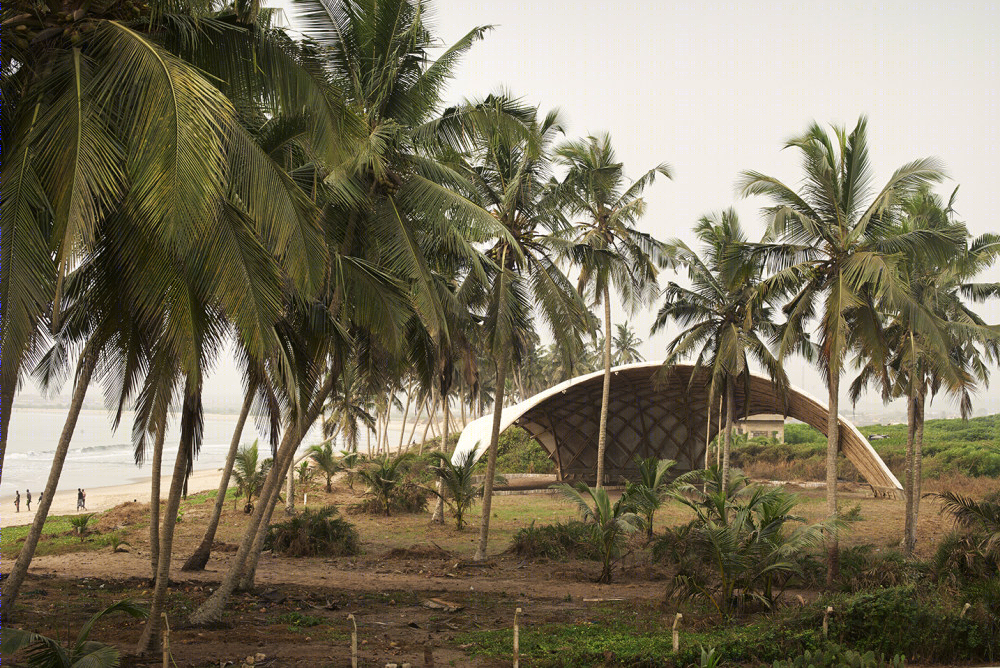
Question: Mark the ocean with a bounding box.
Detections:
[0,407,344,501]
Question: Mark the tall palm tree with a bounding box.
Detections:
[555,134,671,488]
[738,116,950,585]
[612,323,645,365]
[850,187,1000,554]
[652,209,789,490]
[456,97,593,561]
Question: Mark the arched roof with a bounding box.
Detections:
[454,362,901,493]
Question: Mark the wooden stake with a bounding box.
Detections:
[672,613,682,652]
[161,612,170,668]
[961,602,971,618]
[513,607,522,668]
[348,613,358,668]
[823,606,833,637]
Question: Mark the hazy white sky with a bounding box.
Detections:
[276,0,1000,417]
[30,1,1000,419]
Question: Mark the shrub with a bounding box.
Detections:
[265,505,361,557]
[509,520,600,561]
[771,642,905,668]
[473,427,555,475]
[68,513,95,540]
[826,585,990,662]
[354,453,426,516]
[836,545,920,592]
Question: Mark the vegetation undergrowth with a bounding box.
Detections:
[265,505,361,557]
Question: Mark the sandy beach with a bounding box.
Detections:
[1,468,224,529]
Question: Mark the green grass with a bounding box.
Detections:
[1,514,120,560]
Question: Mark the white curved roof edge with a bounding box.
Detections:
[452,360,902,490]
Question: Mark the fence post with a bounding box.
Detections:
[161,612,170,668]
[672,613,682,652]
[823,606,833,637]
[349,613,358,668]
[513,607,522,668]
[961,602,971,618]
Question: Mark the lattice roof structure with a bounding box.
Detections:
[453,362,902,494]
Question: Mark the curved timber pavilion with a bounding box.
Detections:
[454,362,902,495]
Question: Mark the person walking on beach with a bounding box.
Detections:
[15,490,20,512]
[39,489,44,506]
[77,488,85,511]
[81,489,87,510]
[26,489,32,511]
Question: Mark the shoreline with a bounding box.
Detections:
[1,468,224,529]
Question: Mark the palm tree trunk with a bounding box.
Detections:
[913,388,926,551]
[903,383,917,555]
[420,397,438,452]
[190,374,334,625]
[722,377,735,490]
[406,397,424,449]
[149,413,167,581]
[825,371,841,588]
[2,351,96,611]
[136,387,197,654]
[239,385,332,591]
[475,354,509,561]
[182,390,253,571]
[595,286,613,489]
[0,376,16,485]
[431,390,448,523]
[397,379,413,451]
[285,459,295,513]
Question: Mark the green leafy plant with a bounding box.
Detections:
[265,505,360,557]
[555,481,641,583]
[355,453,422,516]
[68,513,95,541]
[233,440,272,513]
[509,520,601,561]
[106,531,130,553]
[661,467,840,617]
[623,457,676,538]
[308,440,340,492]
[428,450,505,529]
[771,642,905,668]
[1,599,147,667]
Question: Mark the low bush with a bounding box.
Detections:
[265,505,361,557]
[770,642,905,668]
[353,486,428,515]
[825,585,992,663]
[472,427,555,475]
[509,520,601,561]
[836,545,921,592]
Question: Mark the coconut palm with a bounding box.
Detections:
[308,440,340,492]
[612,323,645,365]
[1,599,147,667]
[932,491,1000,562]
[556,481,642,583]
[850,187,1000,554]
[233,441,273,512]
[355,452,415,517]
[738,116,950,585]
[623,457,676,539]
[555,134,671,488]
[428,450,504,530]
[454,97,593,560]
[652,209,789,491]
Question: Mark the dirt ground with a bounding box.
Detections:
[2,478,987,667]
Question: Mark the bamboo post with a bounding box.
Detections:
[349,614,358,668]
[961,602,971,618]
[161,612,170,668]
[672,613,682,652]
[513,607,522,668]
[823,606,833,637]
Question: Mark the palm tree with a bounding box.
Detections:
[738,116,949,585]
[932,491,1000,562]
[624,457,676,539]
[428,450,504,530]
[850,187,999,554]
[612,323,645,365]
[652,209,789,491]
[456,97,594,560]
[233,440,272,512]
[356,452,415,517]
[308,440,340,492]
[555,134,671,488]
[557,482,642,583]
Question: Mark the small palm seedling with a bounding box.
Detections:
[623,457,676,539]
[266,506,361,557]
[1,599,147,667]
[68,513,95,541]
[428,450,506,530]
[308,440,340,492]
[107,531,131,553]
[233,440,272,513]
[356,453,421,516]
[931,491,1000,561]
[556,482,642,583]
[339,450,361,490]
[296,460,316,491]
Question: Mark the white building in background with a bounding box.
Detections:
[735,414,785,442]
